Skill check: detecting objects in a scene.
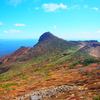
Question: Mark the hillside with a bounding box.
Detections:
[0,32,100,100]
[0,32,79,74]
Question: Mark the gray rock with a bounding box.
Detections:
[14,85,79,100]
[30,96,42,100]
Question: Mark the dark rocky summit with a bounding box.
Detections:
[39,32,57,42]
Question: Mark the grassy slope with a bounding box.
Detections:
[0,53,100,99]
[0,50,100,99]
[0,33,100,99]
[0,33,79,81]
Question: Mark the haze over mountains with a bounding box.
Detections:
[0,32,100,100]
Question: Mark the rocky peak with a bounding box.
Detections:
[39,32,55,42]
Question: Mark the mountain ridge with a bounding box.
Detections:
[0,32,100,100]
[0,32,100,64]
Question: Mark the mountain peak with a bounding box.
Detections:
[39,32,55,42]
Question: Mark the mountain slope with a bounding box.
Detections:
[78,42,100,57]
[0,32,100,74]
[1,32,78,63]
[0,32,100,75]
[0,32,100,100]
[26,32,78,60]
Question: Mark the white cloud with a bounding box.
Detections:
[54,25,57,29]
[3,30,23,33]
[0,22,4,25]
[35,7,39,10]
[14,23,26,26]
[6,0,26,6]
[42,3,67,12]
[92,7,99,11]
[71,5,80,9]
[97,31,100,33]
[6,0,40,6]
[82,32,91,34]
[83,5,88,9]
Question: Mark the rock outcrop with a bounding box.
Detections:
[14,85,78,100]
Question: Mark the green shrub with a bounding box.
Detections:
[69,65,75,69]
[34,68,39,72]
[81,58,98,66]
[68,58,99,69]
[44,73,51,77]
[93,95,100,100]
[69,61,79,69]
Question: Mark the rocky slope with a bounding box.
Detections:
[14,85,78,100]
[88,43,100,57]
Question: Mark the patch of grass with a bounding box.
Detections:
[93,95,100,100]
[34,68,39,72]
[52,51,78,64]
[69,62,79,69]
[37,80,42,82]
[4,88,15,90]
[68,65,75,69]
[44,73,51,77]
[42,65,47,68]
[0,83,18,89]
[48,65,54,70]
[0,61,34,81]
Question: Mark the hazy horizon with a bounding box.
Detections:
[0,37,100,42]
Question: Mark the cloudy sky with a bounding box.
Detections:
[0,0,100,40]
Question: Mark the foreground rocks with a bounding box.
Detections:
[14,85,78,100]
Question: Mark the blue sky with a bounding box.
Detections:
[0,0,100,40]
